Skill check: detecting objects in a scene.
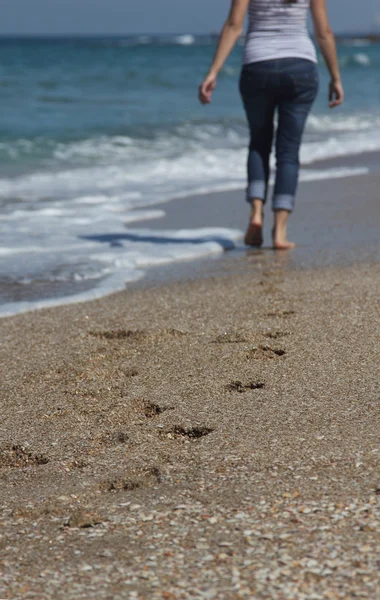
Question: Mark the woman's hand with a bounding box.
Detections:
[199,72,217,105]
[329,79,344,108]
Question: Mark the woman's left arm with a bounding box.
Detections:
[199,0,250,104]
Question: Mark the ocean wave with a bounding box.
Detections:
[307,113,380,133]
[0,122,379,206]
[341,52,372,67]
[115,35,201,48]
[173,35,196,46]
[0,106,379,171]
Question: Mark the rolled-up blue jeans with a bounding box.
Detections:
[239,58,319,212]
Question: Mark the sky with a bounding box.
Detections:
[0,0,379,36]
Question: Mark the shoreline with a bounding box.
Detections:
[1,149,379,318]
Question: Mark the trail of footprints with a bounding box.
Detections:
[222,304,295,396]
[3,299,295,497]
[94,279,294,494]
[93,309,294,490]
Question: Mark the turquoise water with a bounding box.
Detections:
[0,36,379,175]
[0,35,379,315]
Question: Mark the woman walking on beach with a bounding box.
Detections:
[199,0,343,249]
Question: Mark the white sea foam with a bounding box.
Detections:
[1,113,377,170]
[307,113,380,133]
[174,35,196,46]
[300,133,380,164]
[0,223,243,317]
[0,269,144,318]
[2,125,377,209]
[353,53,371,66]
[299,166,368,182]
[340,52,373,67]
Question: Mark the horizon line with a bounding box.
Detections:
[0,30,377,38]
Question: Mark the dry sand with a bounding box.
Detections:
[0,252,379,599]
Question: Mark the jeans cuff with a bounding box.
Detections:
[272,194,294,212]
[246,180,267,203]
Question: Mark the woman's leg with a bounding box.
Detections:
[240,64,276,246]
[272,209,296,249]
[245,109,275,246]
[273,101,313,248]
[273,61,319,248]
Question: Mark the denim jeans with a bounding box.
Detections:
[239,58,319,212]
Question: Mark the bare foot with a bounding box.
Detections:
[245,199,264,247]
[272,227,296,250]
[245,221,263,247]
[273,239,296,250]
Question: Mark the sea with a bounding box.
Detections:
[0,34,379,316]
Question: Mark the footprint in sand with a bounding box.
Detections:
[99,431,129,446]
[265,310,295,318]
[89,329,146,341]
[161,425,214,441]
[134,398,175,419]
[100,466,161,493]
[0,444,49,469]
[247,345,286,360]
[123,368,139,378]
[226,380,265,393]
[263,331,291,340]
[212,331,253,344]
[89,328,189,342]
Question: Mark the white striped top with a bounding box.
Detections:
[243,0,317,65]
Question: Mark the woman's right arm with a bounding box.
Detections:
[199,0,250,105]
[310,0,344,108]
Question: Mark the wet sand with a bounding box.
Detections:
[2,153,380,313]
[1,166,380,598]
[137,169,380,273]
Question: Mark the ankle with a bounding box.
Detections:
[273,209,290,237]
[250,199,264,223]
[272,224,288,243]
[251,211,263,224]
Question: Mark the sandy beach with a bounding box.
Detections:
[1,169,380,599]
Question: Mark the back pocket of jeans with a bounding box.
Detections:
[239,68,269,96]
[290,66,319,88]
[290,68,319,101]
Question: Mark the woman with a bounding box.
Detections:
[199,0,343,249]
